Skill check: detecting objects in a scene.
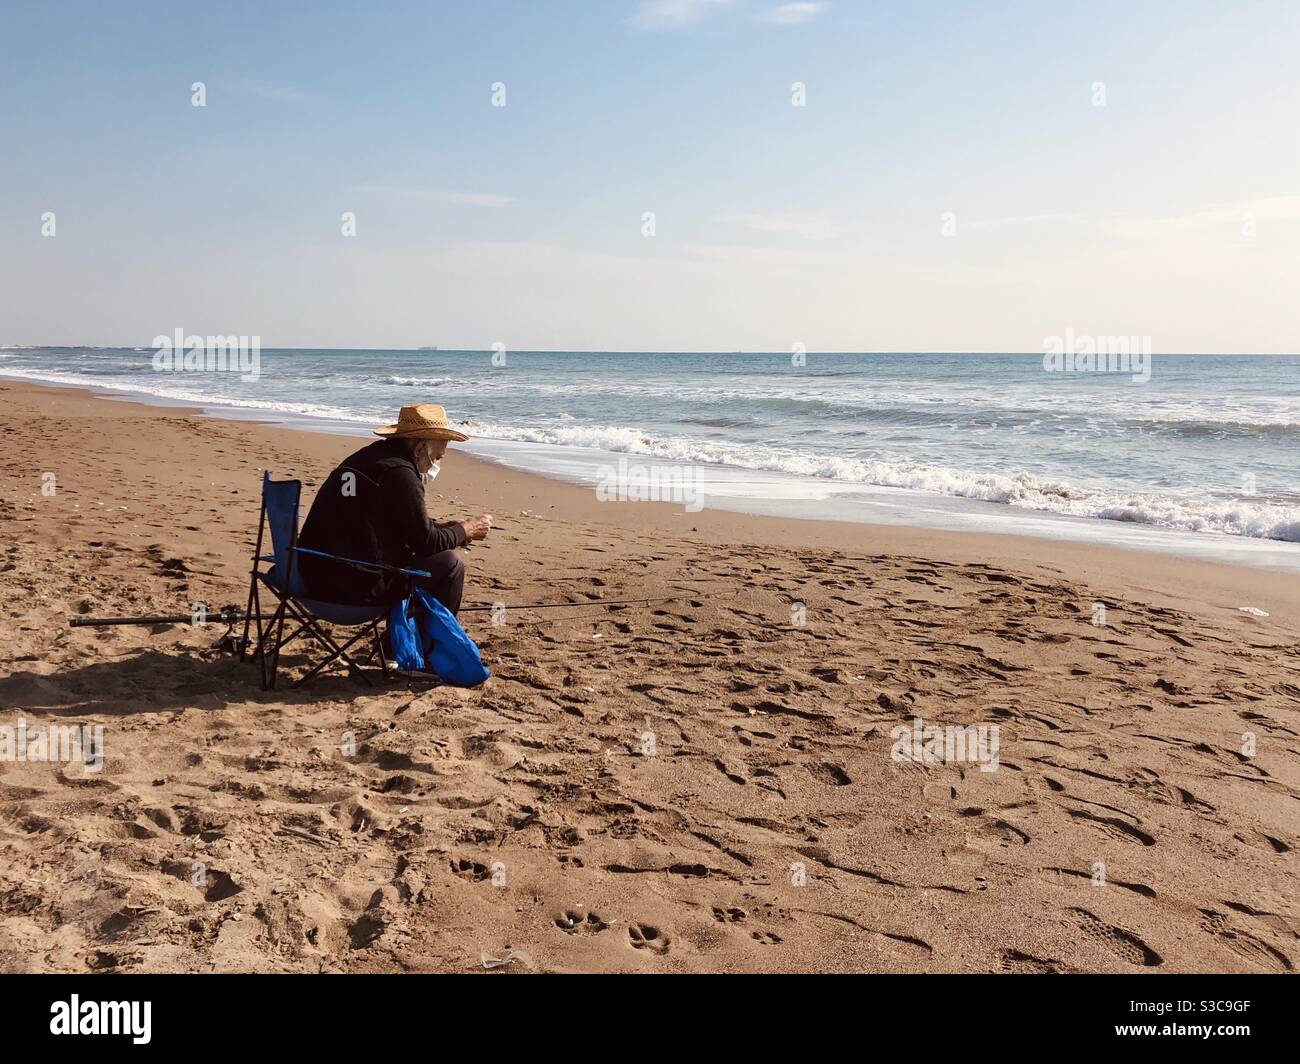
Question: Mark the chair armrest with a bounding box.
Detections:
[290,546,432,579]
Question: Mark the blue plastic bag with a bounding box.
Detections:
[388,589,490,687]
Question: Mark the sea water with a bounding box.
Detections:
[3,347,1298,569]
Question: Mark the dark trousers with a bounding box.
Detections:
[412,549,465,615]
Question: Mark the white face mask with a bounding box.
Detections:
[426,462,440,482]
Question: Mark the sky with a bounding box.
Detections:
[1,0,1298,353]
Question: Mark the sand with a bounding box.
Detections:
[0,378,1297,973]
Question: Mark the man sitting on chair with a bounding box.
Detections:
[297,404,492,614]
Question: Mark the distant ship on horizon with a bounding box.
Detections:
[417,346,438,351]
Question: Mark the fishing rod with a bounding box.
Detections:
[460,595,683,613]
[67,595,686,628]
[69,608,252,628]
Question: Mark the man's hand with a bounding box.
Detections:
[460,514,493,544]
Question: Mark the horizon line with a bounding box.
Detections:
[5,345,1299,358]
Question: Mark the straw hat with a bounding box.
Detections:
[374,403,470,442]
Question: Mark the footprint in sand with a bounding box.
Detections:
[347,910,388,950]
[1235,830,1291,855]
[449,857,491,882]
[555,910,608,935]
[999,948,1066,973]
[1069,908,1162,967]
[961,811,1030,847]
[1222,901,1300,941]
[377,774,421,795]
[86,950,135,971]
[200,870,244,903]
[1066,808,1156,847]
[107,821,158,841]
[97,906,156,941]
[805,761,852,787]
[1199,909,1293,972]
[627,923,670,954]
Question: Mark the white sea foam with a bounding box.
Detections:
[0,367,377,426]
[6,357,1299,546]
[385,375,458,387]
[467,419,1300,542]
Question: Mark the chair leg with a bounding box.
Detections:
[265,597,290,691]
[246,583,387,690]
[274,615,318,654]
[257,594,271,690]
[281,606,369,687]
[356,620,386,668]
[267,599,327,688]
[248,580,266,664]
[253,584,283,689]
[244,495,268,662]
[240,579,256,662]
[243,581,255,662]
[291,625,377,688]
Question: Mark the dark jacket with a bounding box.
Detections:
[297,439,465,605]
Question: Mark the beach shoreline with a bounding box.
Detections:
[1,378,1297,973]
[7,373,1300,600]
[6,355,1300,575]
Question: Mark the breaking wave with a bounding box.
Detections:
[467,419,1300,542]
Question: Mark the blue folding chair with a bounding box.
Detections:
[241,472,430,689]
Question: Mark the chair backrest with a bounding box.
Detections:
[261,472,303,593]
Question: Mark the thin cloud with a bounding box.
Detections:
[1101,196,1300,239]
[357,185,517,207]
[967,197,1300,238]
[758,3,826,25]
[627,0,735,30]
[715,212,843,241]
